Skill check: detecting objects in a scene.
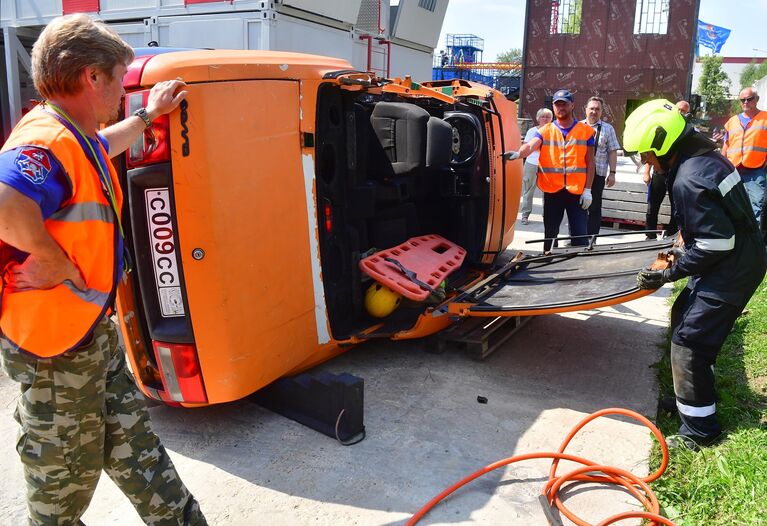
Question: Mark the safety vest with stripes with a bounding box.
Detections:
[0,107,122,357]
[536,121,594,194]
[722,111,767,169]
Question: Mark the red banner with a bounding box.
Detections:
[62,0,100,14]
[185,0,231,4]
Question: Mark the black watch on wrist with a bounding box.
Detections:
[133,107,152,128]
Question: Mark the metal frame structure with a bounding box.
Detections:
[0,0,448,140]
[432,33,521,95]
[1,26,35,138]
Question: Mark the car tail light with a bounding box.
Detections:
[126,90,171,168]
[124,55,155,90]
[323,199,333,233]
[152,340,207,403]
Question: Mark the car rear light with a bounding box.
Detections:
[323,199,333,233]
[152,340,207,403]
[124,55,155,89]
[126,90,171,168]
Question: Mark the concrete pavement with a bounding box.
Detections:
[0,182,671,525]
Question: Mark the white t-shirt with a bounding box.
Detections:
[523,126,540,165]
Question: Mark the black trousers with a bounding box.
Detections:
[543,189,588,252]
[669,286,744,440]
[761,181,767,242]
[645,171,677,238]
[586,175,605,235]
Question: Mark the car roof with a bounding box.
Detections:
[134,46,198,57]
[136,49,353,86]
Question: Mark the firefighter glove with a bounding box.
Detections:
[579,188,593,210]
[666,246,685,262]
[637,267,671,290]
[503,151,520,161]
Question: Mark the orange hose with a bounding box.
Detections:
[406,408,671,526]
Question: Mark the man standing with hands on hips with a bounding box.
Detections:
[505,89,596,253]
[0,14,207,525]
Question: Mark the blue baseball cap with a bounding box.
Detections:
[552,89,574,103]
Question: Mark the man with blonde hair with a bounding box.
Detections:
[0,14,206,525]
[519,107,553,224]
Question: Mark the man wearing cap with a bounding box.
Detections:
[505,89,596,253]
[625,99,766,449]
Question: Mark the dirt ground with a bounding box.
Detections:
[0,168,672,525]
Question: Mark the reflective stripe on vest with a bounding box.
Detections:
[536,121,594,194]
[724,111,767,169]
[49,202,114,223]
[0,106,122,357]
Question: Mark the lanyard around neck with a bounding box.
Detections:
[43,102,124,240]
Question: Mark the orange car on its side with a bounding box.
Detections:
[115,49,667,406]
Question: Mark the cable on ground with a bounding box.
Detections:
[406,407,673,526]
[334,408,366,446]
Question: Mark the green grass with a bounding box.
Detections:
[649,279,767,525]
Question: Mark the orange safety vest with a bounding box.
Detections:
[536,121,594,194]
[722,111,767,169]
[0,106,122,357]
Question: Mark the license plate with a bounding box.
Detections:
[145,188,185,317]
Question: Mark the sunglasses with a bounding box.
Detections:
[741,96,756,103]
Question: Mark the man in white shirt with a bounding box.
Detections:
[519,108,553,224]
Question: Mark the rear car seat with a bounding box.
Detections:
[370,102,430,177]
[367,103,459,248]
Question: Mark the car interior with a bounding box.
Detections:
[314,83,493,339]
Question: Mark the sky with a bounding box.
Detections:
[437,0,767,62]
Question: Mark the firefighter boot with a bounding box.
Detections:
[670,342,722,446]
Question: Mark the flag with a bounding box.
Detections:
[697,21,731,54]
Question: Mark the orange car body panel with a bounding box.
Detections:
[166,80,327,402]
[445,289,655,317]
[115,50,657,406]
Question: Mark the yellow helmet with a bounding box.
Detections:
[623,99,687,156]
[364,283,402,318]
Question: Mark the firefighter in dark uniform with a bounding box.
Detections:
[624,99,767,448]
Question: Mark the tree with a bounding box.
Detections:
[561,0,582,34]
[697,55,731,117]
[496,48,522,63]
[740,60,767,90]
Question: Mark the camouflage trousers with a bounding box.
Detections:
[0,318,207,526]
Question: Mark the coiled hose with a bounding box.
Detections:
[406,408,673,526]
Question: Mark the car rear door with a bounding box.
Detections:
[127,78,328,402]
[441,239,673,317]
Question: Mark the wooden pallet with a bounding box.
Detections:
[603,180,670,226]
[436,315,531,360]
[601,216,651,231]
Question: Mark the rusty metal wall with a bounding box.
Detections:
[522,0,699,139]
